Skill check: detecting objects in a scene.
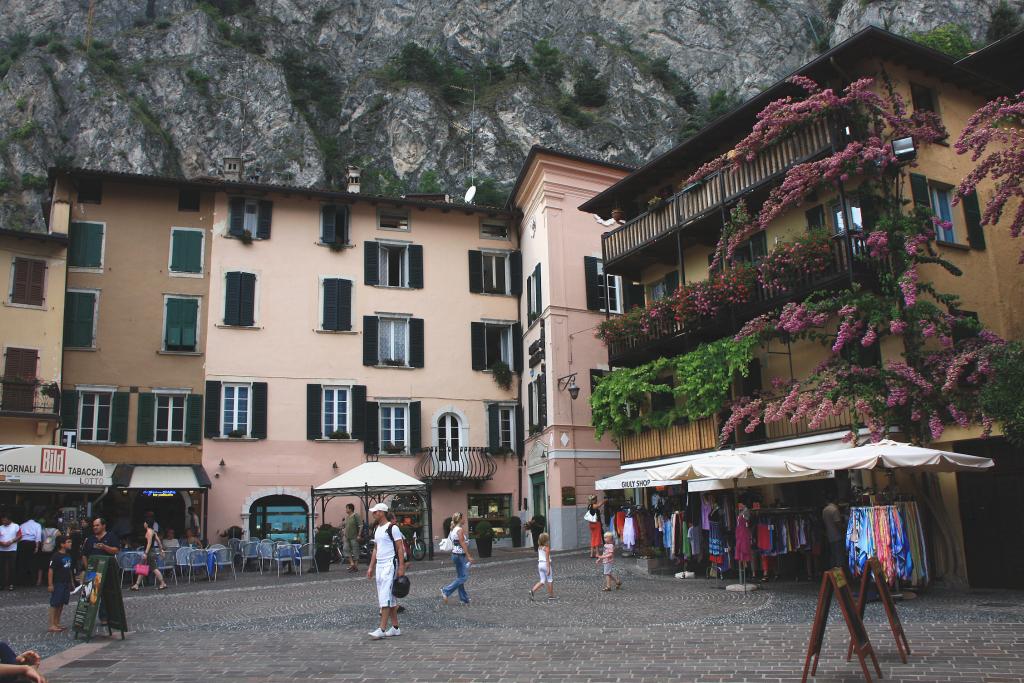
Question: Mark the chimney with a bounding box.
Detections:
[346,165,361,194]
[223,157,243,182]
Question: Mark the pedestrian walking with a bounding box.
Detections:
[596,532,622,591]
[366,503,406,640]
[585,495,602,558]
[529,532,555,601]
[344,503,361,572]
[130,520,168,591]
[16,514,41,586]
[46,535,73,632]
[440,512,474,606]
[0,513,20,591]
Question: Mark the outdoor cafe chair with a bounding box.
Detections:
[228,538,244,564]
[296,543,318,575]
[256,540,275,574]
[187,548,210,583]
[240,540,260,573]
[175,546,192,579]
[212,546,236,581]
[270,543,295,577]
[159,549,178,586]
[116,551,142,587]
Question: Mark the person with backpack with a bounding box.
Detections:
[366,503,406,640]
[440,512,474,606]
[38,520,59,588]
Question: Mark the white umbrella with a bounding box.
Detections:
[595,469,679,491]
[783,439,994,474]
[649,451,795,482]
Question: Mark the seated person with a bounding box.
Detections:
[0,642,45,682]
[162,529,180,549]
[182,528,202,548]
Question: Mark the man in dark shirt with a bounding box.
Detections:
[80,517,119,570]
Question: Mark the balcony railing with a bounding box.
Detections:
[618,392,856,466]
[607,233,883,366]
[0,380,59,417]
[414,446,500,482]
[603,118,833,266]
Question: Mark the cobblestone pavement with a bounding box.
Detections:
[2,550,1022,682]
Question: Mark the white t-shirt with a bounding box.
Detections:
[19,519,42,542]
[0,523,20,551]
[373,524,403,563]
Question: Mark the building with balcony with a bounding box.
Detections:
[583,27,1024,587]
[507,147,633,550]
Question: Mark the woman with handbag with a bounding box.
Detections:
[131,520,167,591]
[585,496,603,558]
[440,512,474,606]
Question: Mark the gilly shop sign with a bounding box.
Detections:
[0,446,110,487]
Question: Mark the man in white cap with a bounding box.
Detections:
[366,502,406,639]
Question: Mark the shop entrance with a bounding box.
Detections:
[530,473,546,522]
[131,491,188,537]
[249,495,308,543]
[956,438,1024,589]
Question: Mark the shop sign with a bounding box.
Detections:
[561,486,576,505]
[619,479,651,489]
[141,489,177,497]
[0,445,111,488]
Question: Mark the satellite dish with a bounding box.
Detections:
[464,185,477,203]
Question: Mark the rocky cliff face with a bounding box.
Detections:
[0,0,1004,229]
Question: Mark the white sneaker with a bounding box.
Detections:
[385,627,401,637]
[368,628,386,640]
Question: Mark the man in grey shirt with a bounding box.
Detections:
[822,499,845,570]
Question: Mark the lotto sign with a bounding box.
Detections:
[41,447,67,474]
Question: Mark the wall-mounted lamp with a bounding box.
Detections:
[891,137,917,163]
[218,459,226,468]
[332,462,339,470]
[557,373,580,400]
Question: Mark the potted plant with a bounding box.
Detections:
[238,229,254,244]
[381,358,405,367]
[41,382,60,400]
[508,516,523,548]
[314,524,336,571]
[486,445,513,456]
[227,429,245,438]
[474,520,494,558]
[328,430,350,440]
[382,442,405,454]
[489,360,513,390]
[328,240,347,252]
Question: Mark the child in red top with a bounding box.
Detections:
[596,532,622,592]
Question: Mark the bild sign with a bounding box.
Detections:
[0,446,111,488]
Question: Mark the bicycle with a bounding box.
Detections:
[409,531,427,561]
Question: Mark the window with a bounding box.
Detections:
[78,178,102,204]
[526,263,542,323]
[378,244,408,287]
[223,272,256,326]
[222,384,250,436]
[529,381,540,427]
[320,205,350,246]
[497,406,514,449]
[482,252,510,294]
[831,196,864,235]
[380,404,407,451]
[930,185,956,243]
[10,258,45,306]
[467,494,512,534]
[596,260,622,314]
[378,317,409,365]
[649,278,669,302]
[154,393,187,443]
[228,198,272,239]
[178,189,200,212]
[910,83,937,114]
[164,297,199,352]
[322,386,350,436]
[169,228,203,274]
[484,323,513,367]
[805,204,826,231]
[378,208,410,231]
[63,290,97,348]
[734,233,768,264]
[481,219,509,240]
[68,222,104,268]
[321,278,353,332]
[79,391,112,442]
[437,413,462,453]
[1,348,37,412]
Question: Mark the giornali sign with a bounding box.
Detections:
[0,445,111,489]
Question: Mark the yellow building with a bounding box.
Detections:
[584,27,1024,588]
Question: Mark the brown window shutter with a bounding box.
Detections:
[28,260,45,305]
[3,348,37,381]
[11,259,29,304]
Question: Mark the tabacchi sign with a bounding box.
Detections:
[0,445,111,488]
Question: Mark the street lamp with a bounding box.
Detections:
[891,137,917,163]
[558,374,580,401]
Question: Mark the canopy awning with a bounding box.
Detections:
[0,444,111,492]
[112,464,212,490]
[649,451,796,482]
[784,439,995,474]
[314,461,425,495]
[595,469,679,491]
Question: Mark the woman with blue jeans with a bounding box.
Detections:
[441,512,474,605]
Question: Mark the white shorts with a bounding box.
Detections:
[538,562,553,583]
[375,560,396,608]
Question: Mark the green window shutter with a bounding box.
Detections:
[336,205,351,244]
[488,403,501,450]
[256,200,273,239]
[526,276,534,323]
[136,393,155,444]
[64,291,95,347]
[510,251,522,295]
[515,405,524,454]
[60,389,79,429]
[180,299,198,349]
[805,205,825,231]
[186,394,203,444]
[534,263,542,315]
[337,279,352,331]
[362,316,379,365]
[363,401,379,454]
[110,392,130,443]
[409,401,421,451]
[69,222,103,268]
[750,233,767,261]
[239,273,256,326]
[860,195,878,232]
[468,250,483,293]
[307,384,322,440]
[537,374,547,428]
[165,298,198,351]
[512,323,523,373]
[663,271,680,295]
[170,230,202,273]
[961,190,986,250]
[204,381,221,438]
[321,205,337,245]
[224,272,241,325]
[409,318,425,368]
[471,322,486,370]
[351,385,367,440]
[322,279,340,331]
[408,245,424,289]
[85,223,103,267]
[228,198,246,236]
[909,174,931,208]
[584,256,601,310]
[364,241,380,285]
[623,281,645,310]
[251,382,268,439]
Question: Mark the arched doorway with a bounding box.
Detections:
[248,495,308,543]
[435,412,464,476]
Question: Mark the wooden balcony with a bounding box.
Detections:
[620,417,720,465]
[602,118,833,268]
[607,233,884,367]
[0,380,59,418]
[414,446,499,482]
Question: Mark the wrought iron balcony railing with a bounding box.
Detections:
[0,380,59,417]
[414,446,500,482]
